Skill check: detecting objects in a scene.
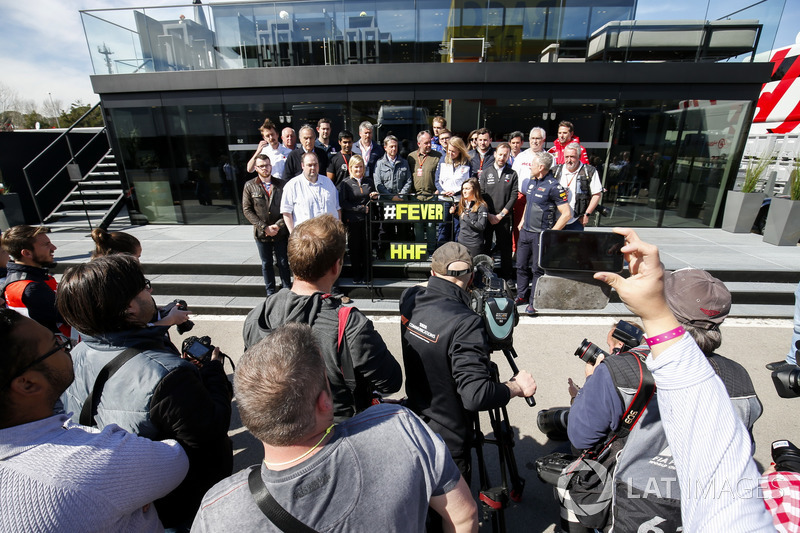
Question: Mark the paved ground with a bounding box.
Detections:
[184,314,796,533]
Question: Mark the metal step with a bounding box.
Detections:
[78,180,122,187]
[59,200,116,208]
[66,189,122,197]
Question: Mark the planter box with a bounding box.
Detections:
[0,193,25,231]
[722,191,764,233]
[763,197,800,246]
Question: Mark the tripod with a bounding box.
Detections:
[473,347,533,533]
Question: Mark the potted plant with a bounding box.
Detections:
[721,150,772,233]
[763,157,800,246]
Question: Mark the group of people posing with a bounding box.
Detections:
[243,116,602,314]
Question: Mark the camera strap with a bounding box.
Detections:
[248,467,319,533]
[79,342,163,427]
[337,306,357,401]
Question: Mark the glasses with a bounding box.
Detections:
[470,137,477,142]
[4,338,72,389]
[439,136,451,142]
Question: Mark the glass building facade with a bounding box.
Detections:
[81,0,784,227]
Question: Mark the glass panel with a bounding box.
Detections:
[161,99,240,224]
[108,106,183,224]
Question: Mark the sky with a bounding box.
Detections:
[0,0,798,114]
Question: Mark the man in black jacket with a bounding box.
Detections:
[242,155,291,295]
[283,124,329,181]
[243,215,402,421]
[1,225,71,339]
[479,142,518,280]
[400,242,537,484]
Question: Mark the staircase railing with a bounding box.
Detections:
[22,103,110,225]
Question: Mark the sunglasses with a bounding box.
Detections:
[4,338,73,389]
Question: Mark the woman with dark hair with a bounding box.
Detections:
[91,228,141,259]
[338,155,378,283]
[451,178,488,258]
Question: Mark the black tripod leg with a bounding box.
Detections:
[498,404,525,502]
[473,415,502,533]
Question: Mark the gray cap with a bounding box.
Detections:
[431,242,473,277]
[665,268,731,330]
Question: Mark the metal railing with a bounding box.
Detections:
[22,103,110,224]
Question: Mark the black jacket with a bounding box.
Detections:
[242,176,288,242]
[243,290,402,421]
[400,276,511,455]
[469,147,495,178]
[480,164,519,217]
[283,147,329,182]
[338,176,375,223]
[2,263,62,334]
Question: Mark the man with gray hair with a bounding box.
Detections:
[283,124,329,181]
[374,135,412,201]
[511,127,547,252]
[194,322,478,532]
[515,151,570,315]
[352,121,384,179]
[553,143,602,231]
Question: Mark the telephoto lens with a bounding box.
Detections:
[537,407,570,441]
[574,339,609,366]
[772,366,800,398]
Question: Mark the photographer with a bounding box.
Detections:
[568,267,762,531]
[401,242,537,485]
[58,255,233,531]
[589,228,771,531]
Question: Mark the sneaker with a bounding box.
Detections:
[766,360,796,372]
[524,305,537,316]
[514,297,526,305]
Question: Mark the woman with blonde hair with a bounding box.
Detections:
[338,154,379,283]
[451,178,488,258]
[435,136,471,243]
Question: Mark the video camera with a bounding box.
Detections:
[574,320,644,365]
[772,440,800,473]
[771,341,800,398]
[470,254,518,351]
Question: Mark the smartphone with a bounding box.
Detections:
[538,230,625,273]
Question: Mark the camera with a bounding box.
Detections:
[771,342,799,398]
[181,335,214,364]
[537,407,570,441]
[772,440,800,473]
[594,204,611,218]
[161,299,194,335]
[534,452,576,485]
[575,340,609,366]
[470,254,517,351]
[575,320,645,365]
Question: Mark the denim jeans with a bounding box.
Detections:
[255,238,291,294]
[788,281,800,365]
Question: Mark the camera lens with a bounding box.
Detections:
[575,339,608,366]
[772,366,800,398]
[537,407,570,441]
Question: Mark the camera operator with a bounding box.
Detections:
[57,255,233,531]
[400,242,537,486]
[589,229,771,531]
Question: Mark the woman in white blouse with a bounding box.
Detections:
[435,137,472,243]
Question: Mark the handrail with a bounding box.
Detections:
[22,102,102,173]
[21,102,106,223]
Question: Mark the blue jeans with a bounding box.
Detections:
[255,238,291,295]
[788,282,800,365]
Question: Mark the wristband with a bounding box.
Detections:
[645,326,685,346]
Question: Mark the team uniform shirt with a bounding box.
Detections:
[558,163,602,224]
[280,174,340,226]
[521,173,568,233]
[260,144,292,179]
[327,152,354,186]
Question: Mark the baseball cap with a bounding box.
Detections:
[431,242,473,277]
[664,268,731,330]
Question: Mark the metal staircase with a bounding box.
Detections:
[46,151,126,228]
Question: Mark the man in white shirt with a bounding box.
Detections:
[247,118,291,178]
[554,144,602,231]
[281,153,341,232]
[511,127,547,251]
